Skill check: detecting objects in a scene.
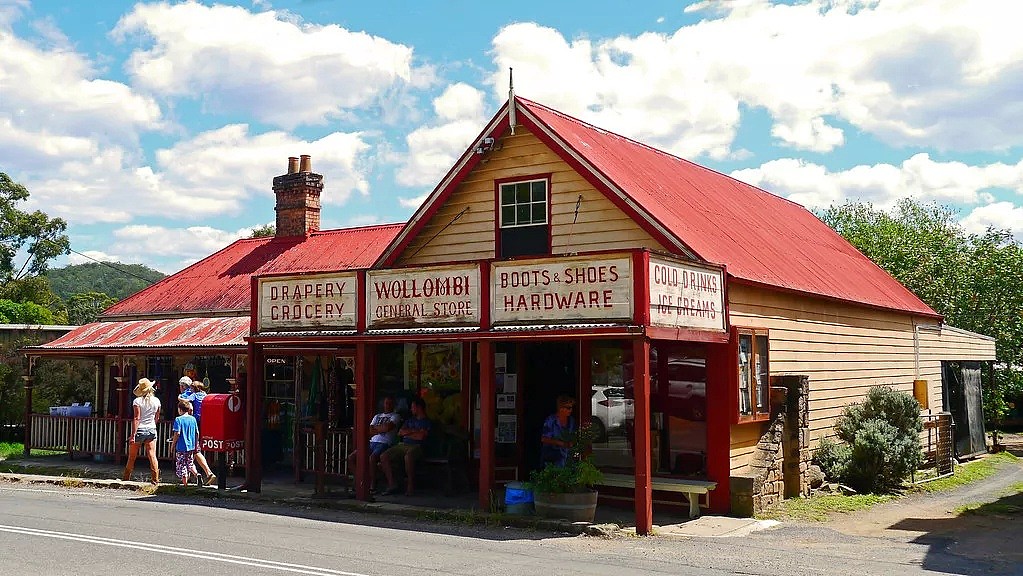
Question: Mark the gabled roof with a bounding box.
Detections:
[381,97,938,319]
[104,224,402,318]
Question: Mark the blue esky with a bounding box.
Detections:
[1,0,1021,274]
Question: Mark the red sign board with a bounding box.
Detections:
[200,393,245,452]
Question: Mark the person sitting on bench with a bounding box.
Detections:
[380,397,431,496]
[346,396,401,490]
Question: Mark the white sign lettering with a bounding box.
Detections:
[648,256,726,331]
[491,255,633,325]
[367,264,481,328]
[200,437,245,452]
[258,272,358,331]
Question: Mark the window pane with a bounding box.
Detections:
[656,346,707,476]
[531,202,547,224]
[531,180,546,201]
[501,206,516,226]
[501,185,514,205]
[515,183,530,203]
[738,334,752,416]
[755,335,769,413]
[589,340,634,474]
[517,205,531,223]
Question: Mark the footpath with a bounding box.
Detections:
[0,454,772,539]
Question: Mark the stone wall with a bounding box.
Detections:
[735,375,811,516]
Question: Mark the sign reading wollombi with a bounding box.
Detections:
[648,256,726,332]
[367,264,481,328]
[258,272,358,331]
[491,254,633,325]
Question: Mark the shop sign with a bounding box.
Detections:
[366,264,481,328]
[491,254,633,325]
[258,272,357,331]
[648,256,726,331]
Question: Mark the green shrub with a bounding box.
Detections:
[813,386,923,493]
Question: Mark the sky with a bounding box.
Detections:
[1,0,1021,275]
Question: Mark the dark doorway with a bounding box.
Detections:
[942,361,987,457]
[522,341,578,473]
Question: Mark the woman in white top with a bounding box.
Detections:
[121,378,162,484]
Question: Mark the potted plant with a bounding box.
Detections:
[528,423,604,522]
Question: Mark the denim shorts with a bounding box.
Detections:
[369,441,390,457]
[134,429,157,443]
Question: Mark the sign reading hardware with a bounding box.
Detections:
[491,255,633,324]
[367,264,481,328]
[648,256,726,331]
[258,272,357,330]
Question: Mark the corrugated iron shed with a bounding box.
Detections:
[103,224,402,318]
[26,316,250,353]
[517,98,939,318]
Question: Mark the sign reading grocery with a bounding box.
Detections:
[367,264,481,328]
[648,256,726,331]
[258,272,358,330]
[491,255,633,324]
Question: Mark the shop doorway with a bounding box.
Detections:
[522,341,578,473]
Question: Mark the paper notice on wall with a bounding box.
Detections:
[497,414,517,444]
[503,373,517,393]
[494,353,507,372]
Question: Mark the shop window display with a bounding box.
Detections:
[589,341,708,478]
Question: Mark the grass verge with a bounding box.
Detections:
[912,451,1019,493]
[0,443,66,459]
[757,493,897,522]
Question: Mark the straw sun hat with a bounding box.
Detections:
[134,378,156,397]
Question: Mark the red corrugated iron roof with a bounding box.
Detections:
[515,98,939,318]
[27,317,250,352]
[103,224,402,318]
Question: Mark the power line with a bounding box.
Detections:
[65,249,159,285]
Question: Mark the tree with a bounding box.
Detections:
[818,199,1023,428]
[45,262,164,301]
[66,292,117,325]
[249,224,275,238]
[0,173,71,285]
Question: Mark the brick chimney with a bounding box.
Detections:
[272,154,322,237]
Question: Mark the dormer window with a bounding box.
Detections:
[497,175,550,258]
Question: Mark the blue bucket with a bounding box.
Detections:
[504,481,534,515]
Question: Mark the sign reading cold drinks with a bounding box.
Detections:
[491,255,633,325]
[367,264,481,328]
[258,272,358,331]
[648,256,726,332]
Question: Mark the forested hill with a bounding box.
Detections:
[45,262,166,301]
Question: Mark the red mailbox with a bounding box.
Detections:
[200,393,245,452]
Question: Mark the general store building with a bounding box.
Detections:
[25,99,995,534]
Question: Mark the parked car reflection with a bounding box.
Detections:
[590,386,634,442]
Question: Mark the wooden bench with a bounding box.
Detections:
[417,427,468,495]
[599,473,717,519]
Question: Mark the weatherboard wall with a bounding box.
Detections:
[726,283,942,473]
[395,127,667,267]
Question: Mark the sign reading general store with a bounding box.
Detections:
[258,272,358,330]
[491,254,633,325]
[648,256,726,332]
[366,264,481,328]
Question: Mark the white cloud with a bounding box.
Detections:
[395,83,487,191]
[109,224,251,274]
[0,13,163,173]
[67,250,122,267]
[961,202,1023,240]
[22,124,372,225]
[730,153,1023,212]
[113,1,420,128]
[489,0,1023,157]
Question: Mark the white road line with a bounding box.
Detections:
[0,524,372,576]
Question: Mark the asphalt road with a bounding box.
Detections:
[0,482,1015,576]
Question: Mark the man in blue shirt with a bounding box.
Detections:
[380,397,432,496]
